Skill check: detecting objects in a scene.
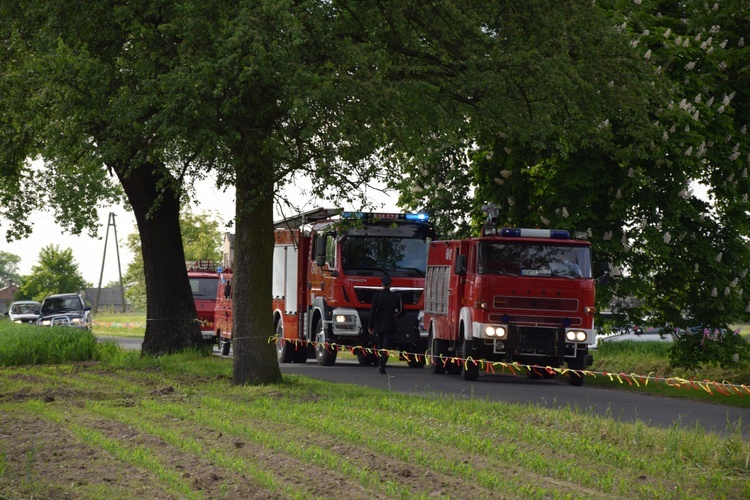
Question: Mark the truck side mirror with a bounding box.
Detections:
[315,235,327,267]
[596,262,612,285]
[455,254,467,276]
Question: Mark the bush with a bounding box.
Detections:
[669,326,750,370]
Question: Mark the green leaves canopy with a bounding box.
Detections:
[16,245,88,301]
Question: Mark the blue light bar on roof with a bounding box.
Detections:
[341,212,430,222]
[500,228,569,239]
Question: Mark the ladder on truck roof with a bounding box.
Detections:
[273,207,339,230]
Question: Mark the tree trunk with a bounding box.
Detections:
[115,162,202,355]
[232,162,282,385]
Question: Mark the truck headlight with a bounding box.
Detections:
[566,330,588,342]
[486,326,507,338]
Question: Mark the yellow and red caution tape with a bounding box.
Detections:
[269,336,750,397]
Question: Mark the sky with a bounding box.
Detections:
[1,177,401,287]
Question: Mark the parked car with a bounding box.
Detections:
[6,300,42,324]
[37,293,92,330]
[596,325,674,345]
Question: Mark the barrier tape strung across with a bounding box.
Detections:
[93,318,214,329]
[269,336,750,397]
[93,321,146,329]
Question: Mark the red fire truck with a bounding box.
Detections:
[187,260,220,344]
[215,266,233,355]
[214,208,436,365]
[423,209,596,386]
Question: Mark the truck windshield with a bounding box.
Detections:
[341,237,428,277]
[478,242,592,278]
[189,277,219,299]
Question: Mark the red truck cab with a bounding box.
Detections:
[424,226,596,385]
[187,260,220,344]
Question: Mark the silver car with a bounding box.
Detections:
[7,301,42,324]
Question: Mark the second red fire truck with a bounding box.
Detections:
[214,208,436,365]
[187,260,220,344]
[423,206,597,385]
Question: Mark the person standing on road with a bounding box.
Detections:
[368,276,402,374]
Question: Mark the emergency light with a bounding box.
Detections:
[500,228,570,239]
[341,212,430,222]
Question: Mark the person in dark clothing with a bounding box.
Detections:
[368,275,402,374]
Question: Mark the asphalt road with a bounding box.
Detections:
[103,336,750,437]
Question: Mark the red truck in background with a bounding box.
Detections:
[187,260,220,344]
[423,206,596,386]
[214,207,436,366]
[214,266,233,355]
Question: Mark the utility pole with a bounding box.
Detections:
[95,212,126,313]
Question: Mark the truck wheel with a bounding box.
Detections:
[293,342,308,363]
[407,355,426,369]
[220,338,231,356]
[429,334,447,374]
[314,317,337,366]
[568,349,586,387]
[461,339,479,381]
[276,322,295,364]
[356,349,377,366]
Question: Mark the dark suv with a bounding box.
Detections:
[37,293,92,330]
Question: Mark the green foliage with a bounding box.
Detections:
[395,0,750,330]
[0,322,99,366]
[180,208,223,263]
[0,251,21,285]
[16,245,89,301]
[669,327,750,371]
[121,233,146,312]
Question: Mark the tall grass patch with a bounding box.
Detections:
[0,322,99,366]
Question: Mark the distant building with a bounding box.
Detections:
[84,287,130,313]
[0,281,18,313]
[222,232,234,269]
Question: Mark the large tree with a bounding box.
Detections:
[0,1,203,354]
[2,0,686,385]
[393,0,750,330]
[16,245,88,301]
[155,0,668,384]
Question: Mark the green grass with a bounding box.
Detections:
[1,353,749,499]
[92,311,146,337]
[589,341,750,407]
[0,321,100,366]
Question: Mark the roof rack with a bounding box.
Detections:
[273,208,340,230]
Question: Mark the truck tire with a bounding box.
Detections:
[293,342,308,363]
[568,349,587,387]
[220,338,231,356]
[276,321,295,364]
[356,349,377,366]
[461,339,479,381]
[407,354,426,369]
[314,317,337,366]
[429,333,447,374]
[446,343,463,375]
